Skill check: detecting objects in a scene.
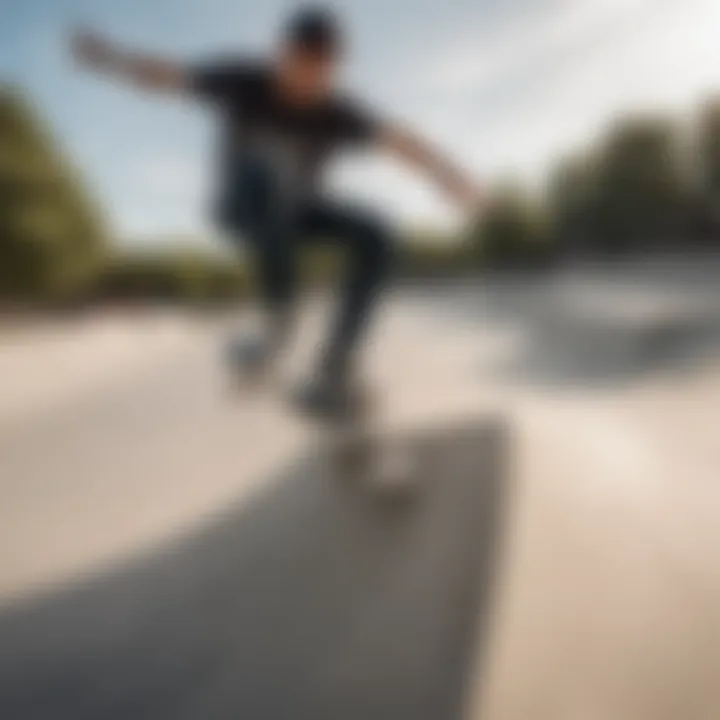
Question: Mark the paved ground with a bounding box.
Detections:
[1,270,719,719]
[0,420,507,720]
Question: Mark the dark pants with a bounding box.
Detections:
[218,154,395,376]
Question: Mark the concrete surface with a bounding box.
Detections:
[0,420,508,720]
[1,269,719,719]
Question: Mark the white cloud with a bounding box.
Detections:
[396,0,720,186]
[425,0,662,95]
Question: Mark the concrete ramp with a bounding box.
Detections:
[513,280,720,384]
[0,419,509,720]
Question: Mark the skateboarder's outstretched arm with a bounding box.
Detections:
[378,125,484,213]
[70,28,188,94]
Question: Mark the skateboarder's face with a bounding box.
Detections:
[276,43,339,105]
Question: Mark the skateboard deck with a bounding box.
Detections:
[313,397,418,498]
[223,340,416,497]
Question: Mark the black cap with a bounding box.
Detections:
[285,6,343,57]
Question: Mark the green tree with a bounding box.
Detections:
[689,99,720,242]
[547,153,599,258]
[0,85,107,303]
[475,185,552,268]
[93,250,251,304]
[698,99,720,202]
[590,117,687,253]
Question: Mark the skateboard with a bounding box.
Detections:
[223,337,416,497]
[310,391,418,498]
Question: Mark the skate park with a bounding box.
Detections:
[1,258,719,719]
[4,0,720,714]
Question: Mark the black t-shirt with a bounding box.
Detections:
[189,58,380,199]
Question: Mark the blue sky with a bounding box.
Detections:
[3,0,720,241]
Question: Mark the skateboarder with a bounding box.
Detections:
[71,6,483,417]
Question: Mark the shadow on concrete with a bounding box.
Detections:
[0,417,511,720]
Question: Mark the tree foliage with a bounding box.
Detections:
[474,185,553,268]
[93,250,251,304]
[698,100,720,202]
[0,86,107,302]
[4,84,720,306]
[590,117,687,252]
